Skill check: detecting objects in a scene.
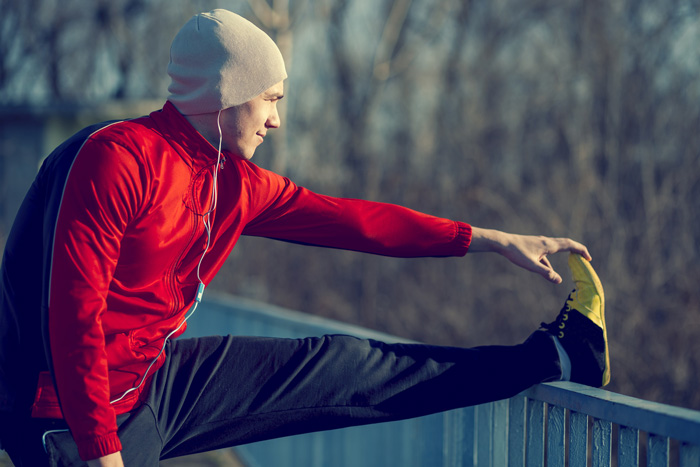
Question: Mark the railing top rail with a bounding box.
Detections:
[524,380,700,444]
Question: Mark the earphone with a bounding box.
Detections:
[109,110,225,405]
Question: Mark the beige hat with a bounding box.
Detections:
[167,9,287,115]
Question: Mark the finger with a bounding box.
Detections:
[578,245,593,261]
[555,238,592,261]
[538,265,562,284]
[533,257,562,284]
[544,267,563,284]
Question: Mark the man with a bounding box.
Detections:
[0,10,609,466]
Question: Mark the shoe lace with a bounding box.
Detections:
[541,291,575,339]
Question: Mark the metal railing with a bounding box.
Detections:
[189,293,700,467]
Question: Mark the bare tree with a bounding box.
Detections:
[2,0,699,409]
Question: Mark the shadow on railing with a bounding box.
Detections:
[189,292,700,467]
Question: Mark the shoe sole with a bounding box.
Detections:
[568,253,610,386]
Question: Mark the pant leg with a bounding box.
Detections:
[151,331,560,460]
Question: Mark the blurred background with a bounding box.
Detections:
[1,0,698,418]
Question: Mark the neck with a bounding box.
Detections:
[183,113,220,149]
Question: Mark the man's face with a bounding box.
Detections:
[219,81,284,160]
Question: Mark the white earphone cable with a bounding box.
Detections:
[110,110,224,405]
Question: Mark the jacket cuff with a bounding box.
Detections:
[76,432,122,462]
[453,221,472,256]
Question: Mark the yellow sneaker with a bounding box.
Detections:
[542,253,609,387]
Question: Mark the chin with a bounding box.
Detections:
[226,147,255,161]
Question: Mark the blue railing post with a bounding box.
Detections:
[526,399,546,465]
[476,403,493,466]
[569,411,588,467]
[680,443,700,466]
[618,425,640,467]
[648,434,669,466]
[592,419,612,466]
[492,399,509,465]
[547,405,566,465]
[507,396,526,467]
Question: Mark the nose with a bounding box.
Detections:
[266,104,281,129]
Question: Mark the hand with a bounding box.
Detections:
[469,227,592,284]
[87,451,124,467]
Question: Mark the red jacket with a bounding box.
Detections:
[0,102,472,460]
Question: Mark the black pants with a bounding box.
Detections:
[2,331,560,466]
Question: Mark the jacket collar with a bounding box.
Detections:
[151,101,223,168]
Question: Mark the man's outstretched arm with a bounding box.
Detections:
[468,227,592,284]
[240,163,590,282]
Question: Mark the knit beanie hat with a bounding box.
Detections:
[167,9,287,115]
